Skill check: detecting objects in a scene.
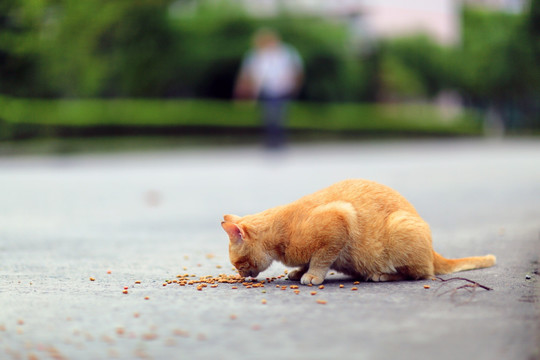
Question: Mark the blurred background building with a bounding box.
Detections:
[239,0,461,44]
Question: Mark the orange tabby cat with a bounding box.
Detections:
[221,179,496,285]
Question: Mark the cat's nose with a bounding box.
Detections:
[239,270,249,277]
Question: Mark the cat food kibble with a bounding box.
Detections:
[316,299,327,305]
[142,333,158,341]
[423,285,430,289]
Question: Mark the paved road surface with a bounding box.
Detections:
[1,138,539,360]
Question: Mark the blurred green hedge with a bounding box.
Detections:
[0,96,482,140]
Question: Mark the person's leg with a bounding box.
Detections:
[262,97,287,148]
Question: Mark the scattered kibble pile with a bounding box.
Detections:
[161,273,286,290]
[91,265,434,305]
[158,271,378,305]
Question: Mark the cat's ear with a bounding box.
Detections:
[223,214,241,223]
[221,221,245,245]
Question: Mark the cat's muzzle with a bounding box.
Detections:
[240,270,259,278]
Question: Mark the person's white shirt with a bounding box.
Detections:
[242,44,303,98]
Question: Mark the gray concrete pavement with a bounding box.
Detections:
[1,138,539,360]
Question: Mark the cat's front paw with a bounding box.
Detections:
[288,268,306,281]
[301,273,324,285]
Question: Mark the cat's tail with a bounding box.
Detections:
[432,251,496,275]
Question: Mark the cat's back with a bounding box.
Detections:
[298,179,418,215]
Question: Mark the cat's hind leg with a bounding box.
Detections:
[384,211,435,280]
[288,265,308,281]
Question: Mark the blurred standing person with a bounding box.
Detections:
[234,28,303,149]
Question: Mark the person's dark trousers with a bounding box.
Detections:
[260,93,289,149]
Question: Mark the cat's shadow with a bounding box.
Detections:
[265,274,419,287]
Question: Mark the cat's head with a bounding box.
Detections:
[221,214,272,278]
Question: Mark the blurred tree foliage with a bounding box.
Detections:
[0,0,43,96]
[0,0,538,127]
[378,36,453,100]
[0,0,178,97]
[0,0,368,100]
[379,3,539,128]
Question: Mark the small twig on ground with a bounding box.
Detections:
[434,276,493,305]
[435,276,493,290]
